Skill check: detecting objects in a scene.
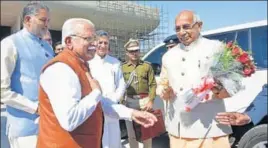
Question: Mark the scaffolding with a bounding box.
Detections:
[95,1,169,60]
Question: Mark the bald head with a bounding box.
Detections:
[175,10,202,46]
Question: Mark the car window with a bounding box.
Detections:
[205,31,236,43]
[144,45,167,75]
[251,26,267,68]
[236,29,249,51]
[144,45,167,66]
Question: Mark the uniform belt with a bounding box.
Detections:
[128,93,148,99]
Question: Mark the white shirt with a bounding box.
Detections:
[1,31,39,114]
[40,62,133,132]
[89,54,125,103]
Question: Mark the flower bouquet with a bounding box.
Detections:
[182,41,256,112]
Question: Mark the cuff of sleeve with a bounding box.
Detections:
[123,108,134,121]
[245,111,255,125]
[91,89,102,102]
[31,102,39,114]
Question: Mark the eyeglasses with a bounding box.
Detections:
[175,22,198,33]
[127,50,140,54]
[71,34,96,43]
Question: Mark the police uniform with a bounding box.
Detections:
[163,35,179,49]
[122,39,156,148]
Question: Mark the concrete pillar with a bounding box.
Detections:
[11,16,21,33]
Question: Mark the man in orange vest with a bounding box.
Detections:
[37,18,157,148]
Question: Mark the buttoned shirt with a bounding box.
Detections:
[122,60,156,101]
[89,54,125,103]
[157,36,232,138]
[40,62,133,131]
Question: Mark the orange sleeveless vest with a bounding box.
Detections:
[37,49,103,148]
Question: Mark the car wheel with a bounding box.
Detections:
[238,124,267,148]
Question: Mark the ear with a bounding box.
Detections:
[24,15,32,25]
[65,36,73,49]
[198,21,203,32]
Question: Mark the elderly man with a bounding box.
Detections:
[42,30,52,46]
[88,30,125,148]
[1,2,54,148]
[157,10,232,148]
[163,35,179,50]
[122,38,157,148]
[37,18,157,148]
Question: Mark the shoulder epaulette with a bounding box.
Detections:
[143,61,151,65]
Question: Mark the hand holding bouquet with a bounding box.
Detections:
[159,78,176,100]
[182,41,256,112]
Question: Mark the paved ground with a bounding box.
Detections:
[121,133,169,148]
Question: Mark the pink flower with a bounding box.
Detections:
[231,47,241,56]
[226,41,233,48]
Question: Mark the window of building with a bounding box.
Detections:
[0,26,11,41]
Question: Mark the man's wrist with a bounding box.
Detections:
[243,113,252,124]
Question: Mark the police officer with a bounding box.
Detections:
[122,38,157,148]
[163,35,179,50]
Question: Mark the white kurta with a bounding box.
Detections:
[157,36,232,138]
[89,54,126,148]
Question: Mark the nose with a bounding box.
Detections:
[178,28,187,35]
[44,19,50,28]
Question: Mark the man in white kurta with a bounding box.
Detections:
[157,10,232,148]
[88,30,125,148]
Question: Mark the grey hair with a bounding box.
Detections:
[96,30,109,38]
[193,13,201,23]
[22,2,49,23]
[61,18,95,46]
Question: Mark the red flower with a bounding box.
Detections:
[226,41,233,48]
[243,68,253,76]
[231,47,241,56]
[237,52,250,64]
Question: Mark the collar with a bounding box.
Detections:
[21,28,42,41]
[126,60,143,67]
[179,35,202,51]
[94,53,108,62]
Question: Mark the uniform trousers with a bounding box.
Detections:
[125,96,152,148]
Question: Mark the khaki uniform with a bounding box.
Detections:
[122,60,157,148]
[122,60,156,101]
[122,38,157,148]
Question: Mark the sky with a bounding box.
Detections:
[137,1,267,37]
